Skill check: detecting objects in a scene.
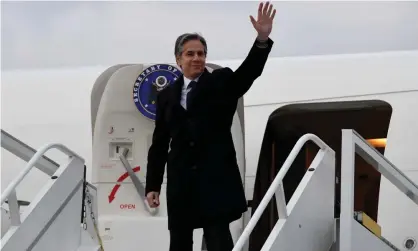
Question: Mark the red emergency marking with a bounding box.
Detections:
[120,204,136,210]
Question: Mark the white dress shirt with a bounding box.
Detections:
[181,75,200,110]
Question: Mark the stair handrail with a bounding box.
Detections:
[232,133,330,251]
[1,143,85,206]
[340,129,418,251]
[1,129,60,176]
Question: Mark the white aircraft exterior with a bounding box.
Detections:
[1,49,418,251]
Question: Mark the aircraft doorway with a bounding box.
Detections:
[248,100,392,251]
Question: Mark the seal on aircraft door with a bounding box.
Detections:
[133,64,181,120]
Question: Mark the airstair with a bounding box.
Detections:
[1,129,418,251]
[232,129,418,251]
[0,129,102,251]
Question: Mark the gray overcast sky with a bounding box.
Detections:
[2,1,418,70]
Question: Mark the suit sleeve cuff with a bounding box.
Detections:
[255,37,274,49]
[145,185,161,195]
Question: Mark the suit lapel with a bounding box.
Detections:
[187,68,210,111]
[169,75,185,114]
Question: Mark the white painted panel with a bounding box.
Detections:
[261,149,335,251]
[379,171,418,251]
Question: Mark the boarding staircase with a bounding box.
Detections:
[0,130,102,251]
[1,129,418,251]
[232,129,418,251]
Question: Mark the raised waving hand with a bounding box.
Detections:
[250,1,276,41]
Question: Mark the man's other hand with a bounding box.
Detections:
[146,191,160,208]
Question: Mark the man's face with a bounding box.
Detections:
[177,39,206,79]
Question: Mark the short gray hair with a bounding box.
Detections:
[174,33,207,58]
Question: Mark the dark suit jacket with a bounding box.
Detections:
[145,38,274,230]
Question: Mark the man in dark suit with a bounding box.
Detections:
[145,2,276,250]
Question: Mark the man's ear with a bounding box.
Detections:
[176,57,182,69]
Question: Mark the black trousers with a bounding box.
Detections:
[169,222,234,251]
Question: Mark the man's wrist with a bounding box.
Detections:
[256,35,268,42]
[255,36,269,48]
